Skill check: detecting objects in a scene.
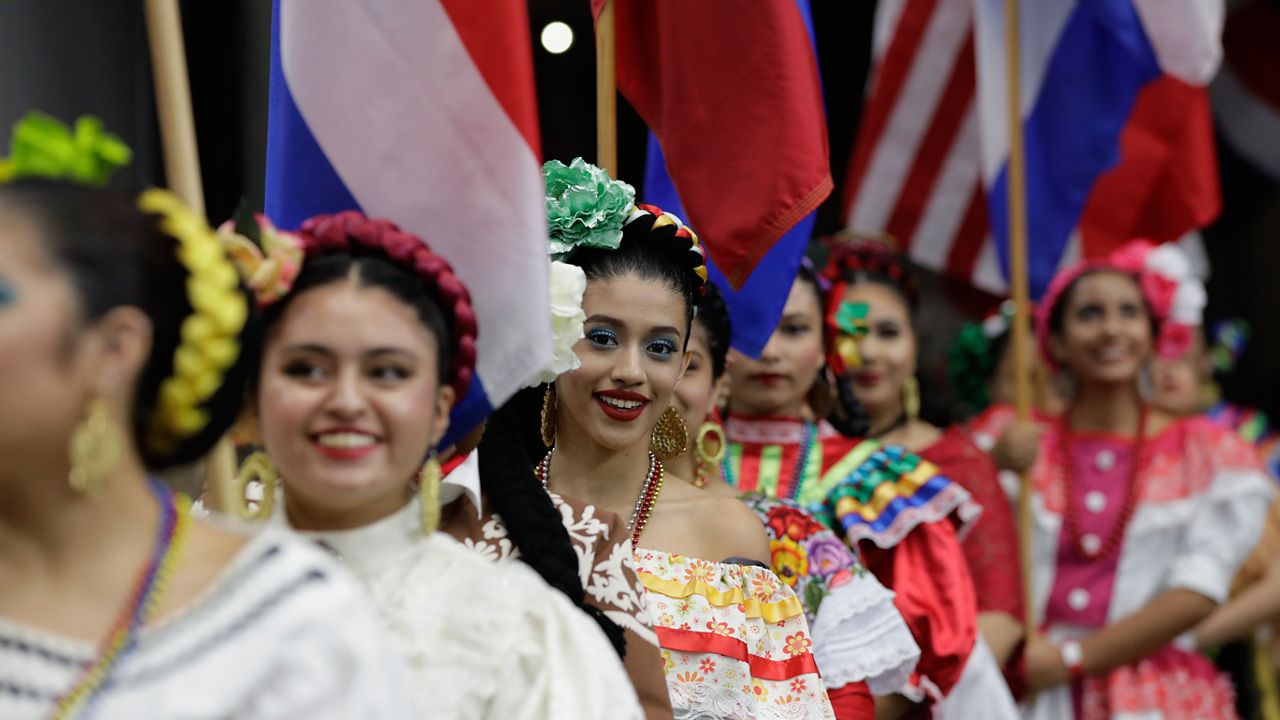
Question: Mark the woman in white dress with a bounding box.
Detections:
[0,124,414,720]
[242,209,641,719]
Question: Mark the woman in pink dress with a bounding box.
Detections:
[1020,241,1273,720]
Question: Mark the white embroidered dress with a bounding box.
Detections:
[0,528,415,719]
[287,495,643,720]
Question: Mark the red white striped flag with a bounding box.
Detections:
[845,0,1221,295]
[842,0,1003,291]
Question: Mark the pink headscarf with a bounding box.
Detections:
[1034,240,1206,370]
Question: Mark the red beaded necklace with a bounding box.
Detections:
[1059,404,1148,561]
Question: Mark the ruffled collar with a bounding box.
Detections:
[276,495,423,573]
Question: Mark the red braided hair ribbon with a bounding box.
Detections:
[295,211,478,400]
[820,237,918,309]
[628,203,708,296]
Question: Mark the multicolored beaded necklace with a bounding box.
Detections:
[538,449,664,547]
[51,481,192,720]
[1059,405,1148,561]
[721,420,817,501]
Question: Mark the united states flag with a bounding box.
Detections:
[845,0,1222,297]
[842,0,1003,291]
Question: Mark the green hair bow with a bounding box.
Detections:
[0,112,132,186]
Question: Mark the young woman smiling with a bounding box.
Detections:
[1017,241,1272,720]
[0,122,412,719]
[535,159,835,718]
[670,282,921,720]
[824,241,1026,673]
[244,210,640,719]
[723,264,1018,719]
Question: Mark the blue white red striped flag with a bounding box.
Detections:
[974,0,1222,297]
[637,0,823,357]
[264,0,551,445]
[845,0,1221,297]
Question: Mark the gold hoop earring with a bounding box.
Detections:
[419,453,442,536]
[696,421,726,465]
[903,376,920,423]
[234,450,277,521]
[68,398,124,494]
[651,406,690,461]
[540,385,557,448]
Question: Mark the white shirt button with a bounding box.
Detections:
[1095,449,1116,471]
[1085,491,1107,514]
[1081,533,1103,555]
[1068,588,1091,611]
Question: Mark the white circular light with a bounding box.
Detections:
[541,21,574,55]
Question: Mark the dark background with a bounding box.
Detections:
[1,0,1276,420]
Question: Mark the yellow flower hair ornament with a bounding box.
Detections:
[138,189,249,455]
[216,213,304,306]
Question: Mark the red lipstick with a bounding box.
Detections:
[594,389,650,422]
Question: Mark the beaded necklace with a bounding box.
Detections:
[52,481,191,720]
[721,421,816,501]
[1059,405,1148,561]
[538,450,664,547]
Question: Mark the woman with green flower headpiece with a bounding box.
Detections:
[532,158,837,718]
[0,113,414,719]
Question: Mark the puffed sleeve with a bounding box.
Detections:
[242,572,419,720]
[495,573,644,720]
[1165,428,1275,604]
[860,520,978,702]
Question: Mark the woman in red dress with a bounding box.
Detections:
[723,261,1016,718]
[822,240,1026,672]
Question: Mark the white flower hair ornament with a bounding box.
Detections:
[527,260,587,387]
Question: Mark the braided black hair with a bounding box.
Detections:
[0,180,258,469]
[478,411,627,658]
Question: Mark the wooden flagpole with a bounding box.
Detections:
[596,0,618,177]
[1004,0,1037,638]
[144,0,239,513]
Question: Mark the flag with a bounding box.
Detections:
[845,0,1221,297]
[600,0,831,294]
[265,0,551,445]
[1212,0,1280,182]
[640,0,820,357]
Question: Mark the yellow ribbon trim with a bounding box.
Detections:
[833,460,940,522]
[638,572,805,624]
[138,189,248,455]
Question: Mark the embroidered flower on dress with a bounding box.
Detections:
[684,560,717,584]
[767,505,828,541]
[675,671,704,684]
[661,650,675,672]
[706,620,735,637]
[784,632,813,657]
[751,570,780,600]
[805,536,851,578]
[749,679,769,702]
[699,658,717,674]
[791,678,808,694]
[770,536,809,587]
[658,613,675,627]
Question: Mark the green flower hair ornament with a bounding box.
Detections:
[0,112,132,186]
[543,157,636,260]
[947,322,996,412]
